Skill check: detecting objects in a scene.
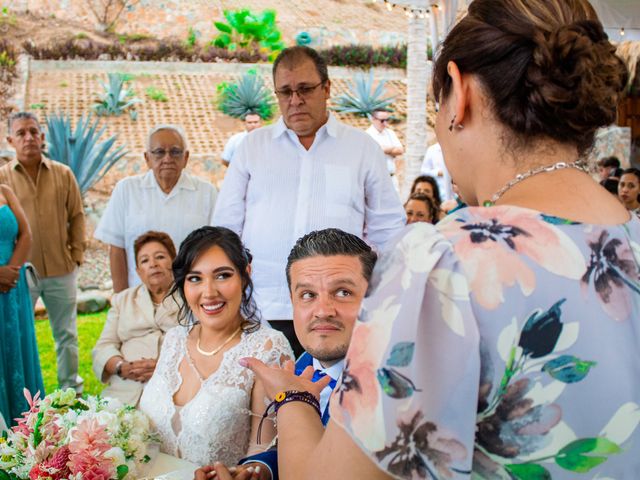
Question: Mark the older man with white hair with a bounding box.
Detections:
[95,125,218,292]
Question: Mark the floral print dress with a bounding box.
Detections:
[331,205,640,479]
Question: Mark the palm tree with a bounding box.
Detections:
[394,0,467,196]
[404,11,429,197]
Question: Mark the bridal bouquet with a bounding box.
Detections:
[0,389,159,480]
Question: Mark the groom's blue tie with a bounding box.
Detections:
[312,369,337,390]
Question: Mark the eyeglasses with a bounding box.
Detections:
[274,81,324,101]
[374,117,390,124]
[149,148,185,160]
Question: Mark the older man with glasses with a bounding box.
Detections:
[95,125,218,293]
[213,46,405,356]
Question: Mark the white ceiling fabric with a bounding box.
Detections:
[584,1,639,41]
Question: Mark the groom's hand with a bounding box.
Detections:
[193,462,266,480]
[194,465,215,480]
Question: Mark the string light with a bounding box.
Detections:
[379,0,430,19]
[620,27,625,37]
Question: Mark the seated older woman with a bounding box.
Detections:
[92,231,178,406]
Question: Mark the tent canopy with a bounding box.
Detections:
[580,1,639,41]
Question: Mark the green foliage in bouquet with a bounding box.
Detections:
[0,389,159,479]
[216,69,275,120]
[212,9,285,60]
[331,70,396,118]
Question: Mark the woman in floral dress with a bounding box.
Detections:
[236,0,640,479]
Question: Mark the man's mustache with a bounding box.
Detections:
[307,317,344,331]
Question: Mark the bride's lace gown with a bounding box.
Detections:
[139,325,293,466]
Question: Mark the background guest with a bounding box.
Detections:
[409,174,442,208]
[139,226,293,467]
[0,184,44,426]
[221,112,263,167]
[213,46,405,356]
[441,181,467,214]
[95,124,218,293]
[597,155,622,181]
[1,111,85,394]
[92,231,178,406]
[410,175,444,220]
[365,109,404,183]
[404,193,438,224]
[601,177,620,196]
[618,168,640,217]
[420,142,453,201]
[238,0,640,478]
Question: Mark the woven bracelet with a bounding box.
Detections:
[257,390,321,444]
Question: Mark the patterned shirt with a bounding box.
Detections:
[332,205,640,479]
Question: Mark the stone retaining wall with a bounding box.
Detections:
[14,0,409,47]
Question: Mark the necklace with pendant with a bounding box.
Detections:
[484,160,589,206]
[196,326,242,356]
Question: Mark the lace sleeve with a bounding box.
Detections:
[154,326,185,375]
[256,329,294,368]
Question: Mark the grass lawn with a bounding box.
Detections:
[35,310,108,396]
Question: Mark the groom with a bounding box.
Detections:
[194,228,377,480]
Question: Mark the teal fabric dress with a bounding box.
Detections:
[0,204,44,426]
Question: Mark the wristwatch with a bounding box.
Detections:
[115,359,125,378]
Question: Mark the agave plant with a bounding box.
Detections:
[45,113,128,195]
[216,70,275,120]
[331,70,396,118]
[93,72,142,117]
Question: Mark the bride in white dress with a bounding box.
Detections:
[139,227,293,467]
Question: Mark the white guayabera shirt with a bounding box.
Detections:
[221,130,249,164]
[95,170,218,286]
[213,114,406,320]
[365,125,403,176]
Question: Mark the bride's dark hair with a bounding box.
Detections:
[169,226,260,332]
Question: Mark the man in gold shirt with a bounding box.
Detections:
[1,112,86,394]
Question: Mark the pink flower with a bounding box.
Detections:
[13,389,42,436]
[29,445,71,480]
[332,309,395,452]
[443,207,585,310]
[68,418,111,455]
[68,449,116,480]
[68,419,116,479]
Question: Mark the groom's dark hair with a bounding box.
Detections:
[285,228,377,290]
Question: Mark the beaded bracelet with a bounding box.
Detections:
[257,390,321,444]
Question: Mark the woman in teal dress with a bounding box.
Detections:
[0,184,44,426]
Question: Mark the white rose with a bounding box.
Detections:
[104,446,127,467]
[104,396,124,412]
[94,410,120,433]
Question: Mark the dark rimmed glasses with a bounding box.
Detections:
[274,81,324,101]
